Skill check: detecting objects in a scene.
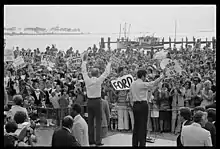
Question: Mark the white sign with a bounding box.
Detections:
[13,56,25,69]
[67,57,82,68]
[153,50,168,60]
[41,54,56,67]
[160,58,172,69]
[4,49,14,62]
[111,74,134,90]
[160,58,182,76]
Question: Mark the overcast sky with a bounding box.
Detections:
[4,5,216,35]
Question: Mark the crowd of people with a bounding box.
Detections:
[4,41,216,146]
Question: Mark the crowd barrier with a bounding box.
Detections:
[34,105,88,126]
[33,105,195,128]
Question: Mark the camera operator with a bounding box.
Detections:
[13,111,37,146]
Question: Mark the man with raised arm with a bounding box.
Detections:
[81,52,112,146]
[130,69,165,147]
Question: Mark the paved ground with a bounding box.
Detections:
[103,133,176,146]
[34,127,177,146]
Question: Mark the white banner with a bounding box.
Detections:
[41,54,56,67]
[111,74,134,90]
[13,56,26,70]
[153,50,168,60]
[4,49,14,62]
[160,58,182,76]
[67,57,82,68]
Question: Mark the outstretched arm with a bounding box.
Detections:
[81,52,89,81]
[141,74,164,90]
[98,62,112,83]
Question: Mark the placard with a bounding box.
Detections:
[67,57,82,66]
[160,59,182,76]
[153,50,168,60]
[4,49,14,62]
[41,54,56,67]
[111,74,134,90]
[13,56,25,69]
[160,58,173,69]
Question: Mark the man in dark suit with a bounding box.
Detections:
[51,116,80,147]
[204,108,216,147]
[177,107,193,147]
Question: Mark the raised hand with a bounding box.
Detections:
[81,51,88,62]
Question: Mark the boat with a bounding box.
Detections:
[117,35,164,50]
[116,23,164,50]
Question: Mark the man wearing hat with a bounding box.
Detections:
[81,52,112,146]
[191,73,203,107]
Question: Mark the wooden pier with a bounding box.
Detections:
[100,36,216,49]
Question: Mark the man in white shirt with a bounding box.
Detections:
[81,52,112,146]
[9,95,29,121]
[181,111,212,146]
[71,104,89,146]
[130,69,164,147]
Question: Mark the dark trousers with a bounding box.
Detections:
[132,101,149,147]
[87,98,102,144]
[177,135,183,147]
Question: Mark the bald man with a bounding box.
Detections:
[52,115,80,147]
[81,52,112,146]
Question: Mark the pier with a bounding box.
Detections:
[100,37,216,49]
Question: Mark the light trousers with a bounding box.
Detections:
[128,109,134,130]
[172,110,181,133]
[117,106,129,130]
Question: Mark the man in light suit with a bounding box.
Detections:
[181,111,212,146]
[81,52,112,146]
[176,107,193,147]
[71,104,89,146]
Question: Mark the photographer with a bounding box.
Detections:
[4,121,18,147]
[13,111,37,146]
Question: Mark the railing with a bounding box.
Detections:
[34,105,88,127]
[33,104,195,128]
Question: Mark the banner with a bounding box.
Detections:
[160,58,182,76]
[4,49,14,62]
[111,74,134,90]
[41,54,56,67]
[13,56,26,70]
[153,50,168,60]
[67,57,82,69]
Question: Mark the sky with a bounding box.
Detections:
[4,5,216,37]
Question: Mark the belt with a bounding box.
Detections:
[88,97,101,100]
[134,101,148,104]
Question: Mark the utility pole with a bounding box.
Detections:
[124,22,127,39]
[174,20,177,42]
[119,24,121,40]
[128,24,131,40]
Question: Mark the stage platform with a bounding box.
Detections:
[102,133,176,146]
[35,127,176,146]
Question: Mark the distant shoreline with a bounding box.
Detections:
[4,32,91,36]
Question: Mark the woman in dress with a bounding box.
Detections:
[159,83,171,133]
[200,80,213,107]
[183,80,192,107]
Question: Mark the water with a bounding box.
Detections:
[4,32,215,53]
[4,34,118,53]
